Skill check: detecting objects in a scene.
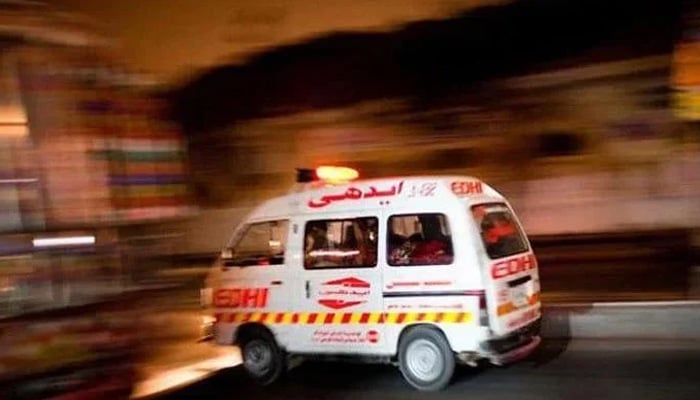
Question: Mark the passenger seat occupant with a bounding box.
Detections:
[351,220,368,266]
[409,238,452,265]
[305,221,328,267]
[356,218,379,266]
[305,222,327,251]
[412,214,452,265]
[388,214,453,266]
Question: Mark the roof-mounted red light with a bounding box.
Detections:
[315,166,359,184]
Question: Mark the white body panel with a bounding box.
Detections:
[286,212,389,355]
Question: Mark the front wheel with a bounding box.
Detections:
[398,326,455,391]
[240,329,286,386]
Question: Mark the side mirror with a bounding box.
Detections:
[221,248,237,267]
[221,248,233,259]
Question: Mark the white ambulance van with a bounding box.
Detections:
[201,167,541,391]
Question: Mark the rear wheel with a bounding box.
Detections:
[240,328,286,386]
[398,326,455,391]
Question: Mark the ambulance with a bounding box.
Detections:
[201,167,541,391]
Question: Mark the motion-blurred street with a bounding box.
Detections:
[157,339,700,400]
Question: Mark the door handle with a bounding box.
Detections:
[270,280,283,286]
[305,280,311,299]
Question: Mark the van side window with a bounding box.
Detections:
[304,217,378,269]
[227,220,288,266]
[387,213,454,266]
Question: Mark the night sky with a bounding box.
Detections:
[171,0,684,134]
[52,0,505,81]
[47,0,687,133]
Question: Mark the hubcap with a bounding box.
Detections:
[244,340,273,376]
[406,338,444,382]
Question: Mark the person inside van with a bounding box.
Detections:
[343,224,363,266]
[352,219,378,266]
[388,215,453,265]
[409,239,452,265]
[406,215,452,265]
[306,222,328,250]
[305,221,329,267]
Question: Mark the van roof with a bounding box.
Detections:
[246,175,506,221]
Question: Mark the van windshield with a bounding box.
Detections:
[471,203,529,259]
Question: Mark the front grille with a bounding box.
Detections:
[485,318,541,354]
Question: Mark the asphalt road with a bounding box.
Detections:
[159,339,700,400]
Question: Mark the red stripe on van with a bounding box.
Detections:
[308,313,318,324]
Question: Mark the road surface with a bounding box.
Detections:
[157,339,700,400]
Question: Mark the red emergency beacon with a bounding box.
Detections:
[315,166,359,184]
[294,166,359,191]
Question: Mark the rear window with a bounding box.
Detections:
[472,204,528,259]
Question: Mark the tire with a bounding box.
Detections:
[398,326,455,391]
[240,328,286,386]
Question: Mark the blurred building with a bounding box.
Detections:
[0,2,194,397]
[166,0,699,257]
[51,0,511,83]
